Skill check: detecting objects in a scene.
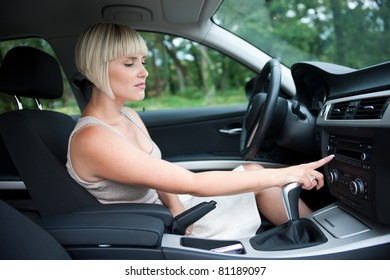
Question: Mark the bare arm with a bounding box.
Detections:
[70,125,334,197]
[157,190,186,217]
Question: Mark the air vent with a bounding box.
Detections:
[328,96,389,120]
[354,96,389,119]
[328,101,350,120]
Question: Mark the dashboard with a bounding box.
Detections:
[291,61,390,227]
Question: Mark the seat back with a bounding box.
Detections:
[0,46,99,216]
[0,199,71,259]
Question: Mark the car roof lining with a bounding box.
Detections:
[0,0,295,97]
[0,0,221,40]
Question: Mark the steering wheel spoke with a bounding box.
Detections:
[240,58,281,160]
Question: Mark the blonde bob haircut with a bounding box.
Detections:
[75,22,148,99]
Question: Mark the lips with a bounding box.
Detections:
[135,82,146,89]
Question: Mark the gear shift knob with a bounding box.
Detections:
[281,182,301,220]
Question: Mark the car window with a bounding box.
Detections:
[1,35,254,113]
[128,32,254,111]
[214,0,390,69]
[0,38,80,115]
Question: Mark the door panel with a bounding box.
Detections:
[140,105,246,162]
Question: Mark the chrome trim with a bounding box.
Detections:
[281,182,301,220]
[14,95,23,109]
[35,98,43,110]
[246,123,259,148]
[218,128,242,135]
[173,160,286,171]
[0,181,26,190]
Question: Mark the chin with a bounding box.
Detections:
[133,94,145,102]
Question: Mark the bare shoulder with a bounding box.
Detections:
[70,124,125,156]
[69,120,167,184]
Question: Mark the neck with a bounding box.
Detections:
[82,87,124,123]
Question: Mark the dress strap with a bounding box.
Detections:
[120,108,162,158]
[120,108,152,142]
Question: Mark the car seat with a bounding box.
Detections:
[0,46,213,235]
[0,46,102,216]
[0,199,71,259]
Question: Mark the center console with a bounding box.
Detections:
[161,91,390,260]
[318,98,390,229]
[161,201,390,259]
[323,132,390,226]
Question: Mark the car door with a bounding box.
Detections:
[141,105,246,163]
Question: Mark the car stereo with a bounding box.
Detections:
[324,133,390,226]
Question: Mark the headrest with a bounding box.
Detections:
[0,46,63,99]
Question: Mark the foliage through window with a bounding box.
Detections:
[1,35,254,113]
[214,0,390,69]
[128,32,254,111]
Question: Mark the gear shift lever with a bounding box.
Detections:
[250,182,327,251]
[281,182,301,221]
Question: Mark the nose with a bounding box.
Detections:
[139,64,149,78]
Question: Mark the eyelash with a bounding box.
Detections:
[124,62,146,67]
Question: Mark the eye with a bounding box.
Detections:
[124,63,134,67]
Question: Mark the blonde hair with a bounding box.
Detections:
[75,23,148,99]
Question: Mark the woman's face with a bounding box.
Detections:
[108,55,148,102]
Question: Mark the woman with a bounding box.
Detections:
[66,23,334,239]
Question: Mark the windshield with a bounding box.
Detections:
[213,0,390,69]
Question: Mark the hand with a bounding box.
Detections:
[171,203,193,236]
[276,154,334,190]
[170,202,186,218]
[185,224,193,236]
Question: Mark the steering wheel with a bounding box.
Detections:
[240,58,281,160]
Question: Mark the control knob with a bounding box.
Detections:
[360,152,369,161]
[349,178,365,195]
[328,169,338,184]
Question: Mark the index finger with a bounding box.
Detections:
[308,154,335,169]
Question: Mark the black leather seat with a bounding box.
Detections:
[0,199,71,259]
[0,46,101,216]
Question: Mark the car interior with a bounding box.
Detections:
[1,0,390,260]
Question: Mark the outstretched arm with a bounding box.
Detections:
[70,124,334,197]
